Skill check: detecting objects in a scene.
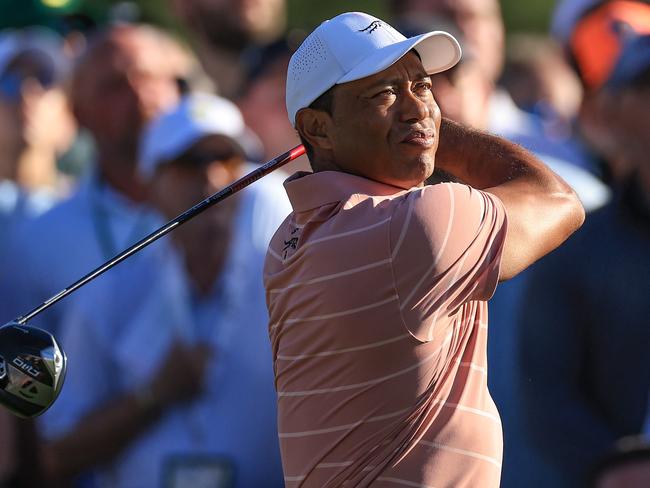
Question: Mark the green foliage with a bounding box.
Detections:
[0,0,109,32]
[501,0,557,34]
[286,0,389,30]
[0,0,560,36]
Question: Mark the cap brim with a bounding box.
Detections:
[338,31,462,84]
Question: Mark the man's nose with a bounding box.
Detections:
[399,88,431,123]
[127,72,175,118]
[206,162,232,194]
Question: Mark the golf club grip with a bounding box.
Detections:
[15,145,306,324]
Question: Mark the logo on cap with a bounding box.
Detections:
[358,20,382,34]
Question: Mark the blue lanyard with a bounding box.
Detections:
[90,177,151,260]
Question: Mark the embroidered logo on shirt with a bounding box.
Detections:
[283,237,298,260]
[282,227,301,260]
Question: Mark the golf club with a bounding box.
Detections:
[0,144,306,418]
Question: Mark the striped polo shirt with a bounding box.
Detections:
[264,170,507,487]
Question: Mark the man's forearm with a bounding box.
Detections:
[41,390,163,482]
[435,118,567,193]
[435,118,584,280]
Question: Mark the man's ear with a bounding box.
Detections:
[296,108,334,152]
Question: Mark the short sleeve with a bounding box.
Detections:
[389,182,507,341]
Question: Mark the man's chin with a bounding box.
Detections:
[387,165,432,189]
[403,155,434,187]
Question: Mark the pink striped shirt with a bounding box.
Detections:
[264,170,507,487]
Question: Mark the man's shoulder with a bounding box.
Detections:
[3,188,89,267]
[389,182,506,269]
[394,182,485,224]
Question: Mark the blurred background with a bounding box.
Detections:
[0,0,558,35]
[0,1,648,487]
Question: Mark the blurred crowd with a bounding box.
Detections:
[0,0,647,487]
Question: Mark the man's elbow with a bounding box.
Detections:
[543,169,586,238]
[558,188,586,238]
[498,188,585,282]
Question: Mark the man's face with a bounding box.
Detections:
[172,0,286,50]
[73,27,181,152]
[398,0,504,82]
[238,53,301,161]
[430,60,491,129]
[149,135,243,290]
[317,52,441,189]
[150,135,242,243]
[0,51,68,154]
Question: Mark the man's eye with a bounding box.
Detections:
[374,88,396,98]
[414,82,432,93]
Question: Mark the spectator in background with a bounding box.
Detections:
[563,0,650,183]
[518,31,650,487]
[0,28,76,252]
[499,34,595,174]
[389,0,504,83]
[172,0,287,98]
[501,34,583,131]
[0,23,191,337]
[39,93,288,488]
[0,29,76,487]
[236,36,308,173]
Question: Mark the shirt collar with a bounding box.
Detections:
[284,171,408,212]
[88,170,147,214]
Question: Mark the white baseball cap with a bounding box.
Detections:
[139,92,246,179]
[286,11,462,126]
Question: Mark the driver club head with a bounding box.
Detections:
[0,321,66,418]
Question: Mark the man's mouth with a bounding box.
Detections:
[401,129,435,147]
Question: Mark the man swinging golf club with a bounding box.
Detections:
[263,11,585,487]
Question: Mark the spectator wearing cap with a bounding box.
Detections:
[0,28,76,487]
[518,32,650,487]
[0,27,76,252]
[37,92,289,487]
[559,0,650,183]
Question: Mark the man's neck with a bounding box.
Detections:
[97,157,147,203]
[183,238,231,297]
[16,147,59,191]
[311,154,345,174]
